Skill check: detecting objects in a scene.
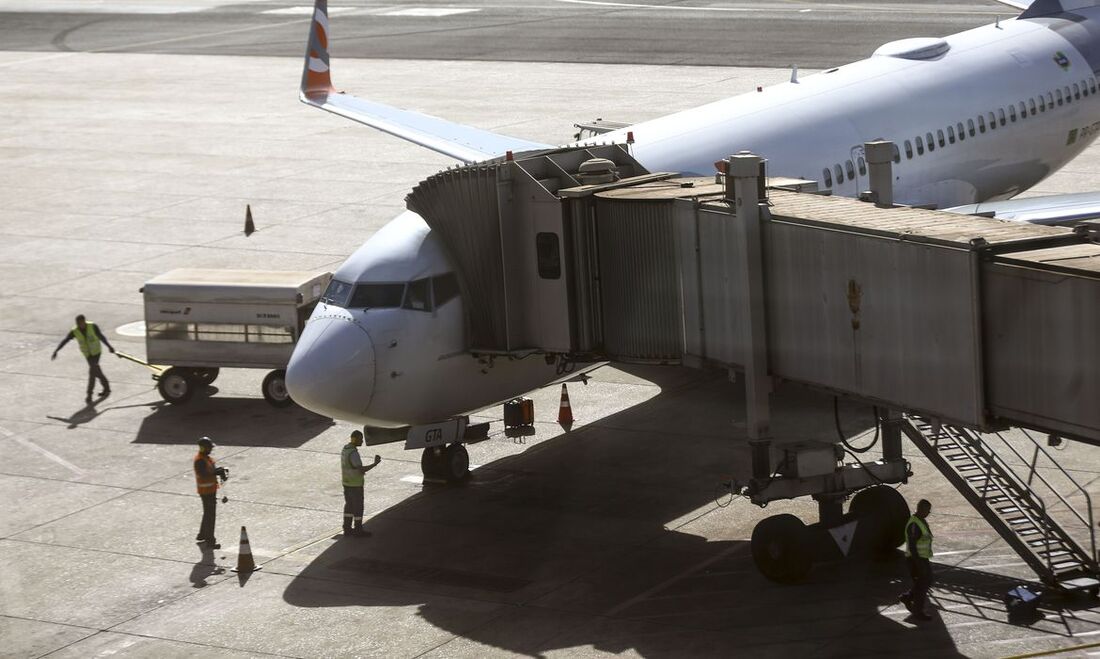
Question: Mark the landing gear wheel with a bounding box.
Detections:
[442,443,470,484]
[194,367,219,386]
[421,446,444,481]
[420,445,470,484]
[157,367,194,405]
[262,369,292,408]
[849,485,910,559]
[751,514,813,583]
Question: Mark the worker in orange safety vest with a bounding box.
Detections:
[194,436,227,549]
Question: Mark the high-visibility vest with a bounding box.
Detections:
[194,453,218,495]
[72,323,102,358]
[904,515,933,558]
[341,444,364,487]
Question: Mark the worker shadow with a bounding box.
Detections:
[281,366,972,656]
[44,399,102,429]
[132,397,334,448]
[189,544,225,588]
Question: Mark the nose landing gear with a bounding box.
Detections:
[421,443,470,484]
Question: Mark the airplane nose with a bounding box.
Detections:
[286,313,376,421]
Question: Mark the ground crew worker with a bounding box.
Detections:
[194,436,227,549]
[342,430,381,537]
[52,314,115,404]
[900,499,935,621]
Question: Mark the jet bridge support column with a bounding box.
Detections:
[728,153,772,479]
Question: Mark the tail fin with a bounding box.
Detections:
[301,0,333,98]
[1021,0,1100,17]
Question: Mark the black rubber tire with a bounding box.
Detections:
[421,446,444,481]
[850,485,911,558]
[262,369,292,408]
[157,367,194,405]
[442,443,470,484]
[194,367,219,386]
[751,514,814,583]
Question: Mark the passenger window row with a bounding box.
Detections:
[820,76,1097,188]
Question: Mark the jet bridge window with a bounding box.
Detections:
[349,283,405,309]
[947,126,956,143]
[432,273,460,307]
[321,279,353,307]
[937,129,945,147]
[822,168,832,187]
[904,140,913,159]
[915,136,925,155]
[403,278,431,311]
[536,232,561,279]
[998,108,1006,126]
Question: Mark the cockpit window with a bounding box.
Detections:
[403,278,431,311]
[433,273,460,307]
[349,283,404,309]
[321,279,353,307]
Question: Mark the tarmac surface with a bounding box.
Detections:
[3,1,1100,658]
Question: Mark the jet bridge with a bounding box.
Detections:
[405,144,1100,591]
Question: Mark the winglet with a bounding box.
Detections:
[301,0,334,99]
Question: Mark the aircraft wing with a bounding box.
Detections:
[300,0,553,163]
[944,191,1100,225]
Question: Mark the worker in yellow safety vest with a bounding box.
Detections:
[899,499,935,621]
[52,314,115,405]
[341,430,381,537]
[194,436,227,549]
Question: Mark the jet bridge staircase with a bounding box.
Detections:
[904,418,1100,595]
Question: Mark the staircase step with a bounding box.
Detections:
[997,505,1022,514]
[957,464,983,472]
[1040,549,1071,558]
[1005,516,1031,525]
[946,454,972,462]
[1018,528,1042,536]
[1053,560,1083,571]
[1058,577,1100,591]
[983,496,1009,504]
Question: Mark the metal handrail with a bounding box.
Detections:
[1000,429,1097,566]
[943,426,1057,576]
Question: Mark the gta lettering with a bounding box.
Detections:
[426,428,443,444]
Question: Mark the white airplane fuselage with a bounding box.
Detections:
[287,10,1100,430]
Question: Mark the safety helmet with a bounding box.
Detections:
[197,436,215,450]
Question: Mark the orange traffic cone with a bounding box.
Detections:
[244,204,255,236]
[231,525,262,573]
[558,383,574,429]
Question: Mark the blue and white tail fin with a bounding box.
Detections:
[299,0,552,163]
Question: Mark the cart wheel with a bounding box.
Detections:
[194,367,219,386]
[262,369,292,408]
[157,367,194,405]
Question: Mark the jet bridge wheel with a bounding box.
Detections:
[751,514,814,583]
[849,485,910,559]
[262,369,292,408]
[420,444,470,484]
[157,367,194,405]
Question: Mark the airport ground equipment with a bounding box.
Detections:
[140,269,332,406]
[404,143,1100,587]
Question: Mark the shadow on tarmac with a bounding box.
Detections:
[133,392,333,448]
[276,366,982,655]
